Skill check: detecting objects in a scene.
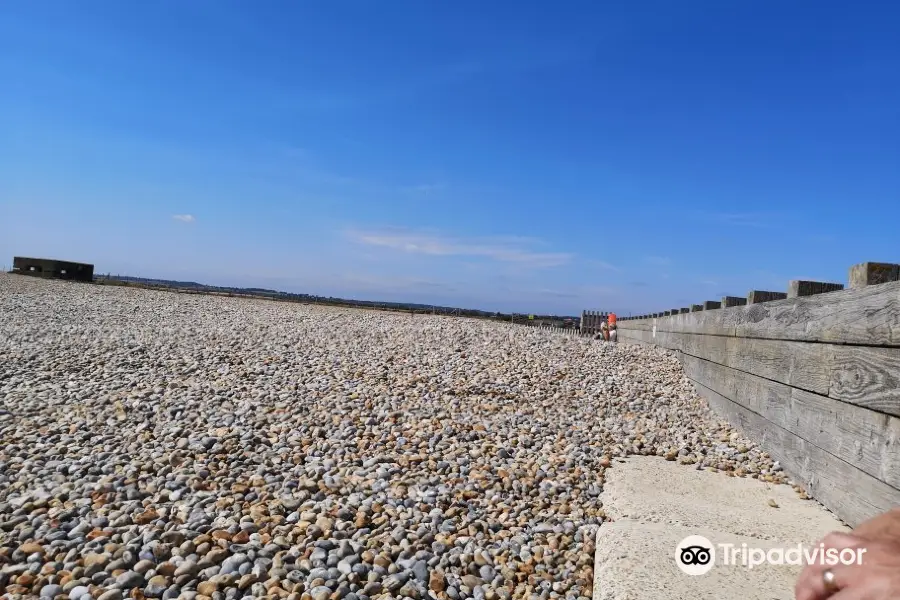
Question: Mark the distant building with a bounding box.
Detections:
[12,257,94,282]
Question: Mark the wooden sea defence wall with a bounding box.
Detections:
[580,311,609,335]
[615,262,900,527]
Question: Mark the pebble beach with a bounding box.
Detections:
[0,273,788,600]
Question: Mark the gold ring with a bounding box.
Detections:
[823,568,838,592]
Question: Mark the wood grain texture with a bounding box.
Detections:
[614,285,900,527]
[722,296,748,308]
[788,280,845,298]
[619,330,900,416]
[849,263,900,289]
[683,354,900,489]
[748,291,788,304]
[620,280,900,345]
[828,345,900,415]
[691,379,900,528]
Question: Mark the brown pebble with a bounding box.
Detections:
[197,581,218,596]
[211,530,232,542]
[20,542,44,555]
[429,569,446,592]
[232,530,250,544]
[133,509,160,525]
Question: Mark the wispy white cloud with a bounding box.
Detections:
[345,227,573,268]
[172,214,196,223]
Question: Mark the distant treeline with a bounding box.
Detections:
[92,274,579,323]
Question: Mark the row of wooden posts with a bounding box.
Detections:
[535,325,583,337]
[619,261,900,320]
[580,311,609,335]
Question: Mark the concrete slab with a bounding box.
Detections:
[601,456,845,542]
[594,457,850,600]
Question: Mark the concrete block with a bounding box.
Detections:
[747,291,787,304]
[703,300,722,310]
[593,457,849,600]
[787,280,844,298]
[595,522,812,600]
[680,308,690,314]
[12,256,94,282]
[691,304,703,312]
[848,262,900,289]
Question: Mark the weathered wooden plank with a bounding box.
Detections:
[693,378,900,527]
[722,296,748,308]
[690,378,900,527]
[618,320,666,333]
[849,262,900,289]
[617,331,655,346]
[788,280,844,298]
[617,328,655,345]
[683,354,900,489]
[632,280,900,345]
[655,331,900,416]
[829,345,900,415]
[748,290,788,304]
[669,333,831,395]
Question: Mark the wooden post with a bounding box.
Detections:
[703,300,722,310]
[747,291,788,304]
[849,262,900,289]
[788,280,844,298]
[721,296,748,308]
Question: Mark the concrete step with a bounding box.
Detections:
[593,457,849,600]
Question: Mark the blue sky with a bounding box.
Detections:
[2,1,899,315]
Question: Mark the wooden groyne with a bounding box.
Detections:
[609,262,900,526]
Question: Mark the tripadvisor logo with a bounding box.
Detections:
[676,535,715,575]
[675,535,867,575]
